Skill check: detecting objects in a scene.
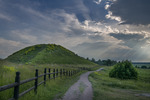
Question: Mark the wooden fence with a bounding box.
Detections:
[0,67,87,100]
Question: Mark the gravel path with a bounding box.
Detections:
[60,68,103,100]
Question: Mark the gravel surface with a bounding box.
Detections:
[60,68,103,100]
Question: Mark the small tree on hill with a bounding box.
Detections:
[109,60,138,80]
[91,58,96,63]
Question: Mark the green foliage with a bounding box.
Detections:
[89,67,150,100]
[141,65,147,69]
[89,58,117,66]
[109,60,138,80]
[5,44,95,65]
[25,46,35,55]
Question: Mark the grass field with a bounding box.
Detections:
[89,66,150,100]
[0,61,97,100]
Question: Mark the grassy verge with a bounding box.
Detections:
[89,66,150,100]
[0,61,94,100]
[19,72,83,100]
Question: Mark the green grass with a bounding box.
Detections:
[0,44,97,100]
[18,74,82,100]
[89,66,150,100]
[5,44,95,65]
[0,61,96,100]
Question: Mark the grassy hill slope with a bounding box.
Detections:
[5,44,94,64]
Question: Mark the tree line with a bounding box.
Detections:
[86,58,117,66]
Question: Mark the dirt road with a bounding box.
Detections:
[61,68,103,100]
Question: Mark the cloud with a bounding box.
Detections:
[0,0,150,62]
[105,11,122,23]
[0,4,92,58]
[109,33,145,41]
[10,29,38,44]
[105,2,111,10]
[0,13,12,21]
[108,0,150,25]
[93,0,102,4]
[109,32,150,61]
[72,41,131,60]
[109,33,150,50]
[0,38,25,58]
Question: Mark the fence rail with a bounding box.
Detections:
[0,67,89,100]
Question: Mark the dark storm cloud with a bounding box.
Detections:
[109,0,150,25]
[109,33,149,48]
[109,33,144,40]
[76,42,112,50]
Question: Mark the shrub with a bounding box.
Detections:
[141,65,147,69]
[135,65,138,68]
[109,60,138,80]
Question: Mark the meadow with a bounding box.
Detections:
[0,60,96,100]
[89,66,150,100]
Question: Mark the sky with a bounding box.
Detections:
[0,0,150,62]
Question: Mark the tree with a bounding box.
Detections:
[91,58,96,63]
[86,57,89,61]
[106,59,111,66]
[97,59,102,65]
[109,60,138,80]
[141,65,147,69]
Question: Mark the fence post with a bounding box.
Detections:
[44,68,47,85]
[73,70,74,75]
[69,71,70,76]
[34,69,38,94]
[67,70,69,76]
[60,69,62,78]
[56,69,58,77]
[63,69,65,76]
[66,70,68,76]
[49,68,51,79]
[13,72,20,100]
[53,69,55,80]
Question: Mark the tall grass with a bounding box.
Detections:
[89,66,150,100]
[0,61,95,100]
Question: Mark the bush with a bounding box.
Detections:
[109,60,138,80]
[141,65,147,69]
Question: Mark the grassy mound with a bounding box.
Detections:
[5,44,94,65]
